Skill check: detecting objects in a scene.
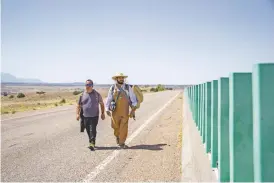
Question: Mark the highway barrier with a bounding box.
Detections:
[184,63,274,182]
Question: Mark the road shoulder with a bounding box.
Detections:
[93,93,183,182]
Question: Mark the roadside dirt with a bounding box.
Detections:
[93,93,183,182]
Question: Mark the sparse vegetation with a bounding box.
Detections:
[150,87,158,92]
[17,93,25,98]
[36,91,46,95]
[60,98,66,104]
[73,90,82,95]
[0,85,162,115]
[156,84,165,91]
[1,87,109,115]
[149,84,166,92]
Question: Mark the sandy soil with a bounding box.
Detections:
[1,86,109,114]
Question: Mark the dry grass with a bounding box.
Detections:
[1,88,109,114]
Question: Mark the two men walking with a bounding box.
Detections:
[77,73,138,149]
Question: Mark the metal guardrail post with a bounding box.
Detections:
[229,73,254,182]
[198,84,201,130]
[202,83,206,143]
[211,80,218,168]
[218,77,230,182]
[205,82,212,153]
[253,63,274,182]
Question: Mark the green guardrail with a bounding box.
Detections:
[184,63,274,182]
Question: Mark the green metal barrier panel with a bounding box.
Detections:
[218,77,230,182]
[253,63,274,182]
[182,62,273,183]
[229,73,254,182]
[200,83,204,136]
[191,86,194,114]
[202,83,206,143]
[205,82,212,153]
[198,84,201,130]
[195,85,199,125]
[211,80,218,168]
[192,86,196,120]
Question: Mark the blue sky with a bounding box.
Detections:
[2,0,274,84]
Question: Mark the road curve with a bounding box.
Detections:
[1,91,180,182]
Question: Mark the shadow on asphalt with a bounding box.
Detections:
[95,143,167,151]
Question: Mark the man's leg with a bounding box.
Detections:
[90,116,99,146]
[111,115,121,144]
[84,117,94,148]
[118,116,129,148]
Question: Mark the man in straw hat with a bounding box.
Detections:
[105,72,138,149]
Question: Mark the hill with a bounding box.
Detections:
[1,72,43,83]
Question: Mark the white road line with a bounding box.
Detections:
[82,91,181,182]
[0,107,74,122]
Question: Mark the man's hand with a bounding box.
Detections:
[101,113,105,120]
[106,111,111,117]
[129,106,137,119]
[129,110,135,118]
[76,114,80,121]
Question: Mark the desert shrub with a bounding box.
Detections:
[17,93,25,98]
[73,91,82,95]
[9,95,14,99]
[150,88,158,92]
[55,103,58,106]
[36,91,46,95]
[11,110,16,114]
[156,84,165,91]
[60,98,66,104]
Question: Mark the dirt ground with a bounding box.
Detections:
[1,87,109,114]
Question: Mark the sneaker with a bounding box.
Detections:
[89,143,95,151]
[118,144,128,149]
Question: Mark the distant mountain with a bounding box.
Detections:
[1,72,43,83]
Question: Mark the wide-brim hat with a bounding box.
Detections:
[112,72,128,80]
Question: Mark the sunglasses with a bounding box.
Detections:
[85,84,93,87]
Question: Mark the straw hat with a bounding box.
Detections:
[112,72,128,80]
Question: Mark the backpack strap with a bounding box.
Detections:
[111,84,131,104]
[125,84,129,92]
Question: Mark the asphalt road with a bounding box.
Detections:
[1,90,181,182]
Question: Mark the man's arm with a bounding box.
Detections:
[105,87,113,112]
[76,96,82,120]
[98,93,105,114]
[128,85,138,108]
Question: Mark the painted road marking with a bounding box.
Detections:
[82,92,181,182]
